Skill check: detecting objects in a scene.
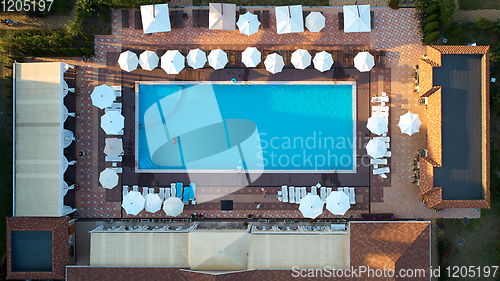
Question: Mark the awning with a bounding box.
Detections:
[91,84,115,109]
[366,115,388,135]
[354,51,375,72]
[398,111,422,136]
[100,111,125,135]
[99,168,119,189]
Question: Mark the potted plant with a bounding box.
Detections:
[247,213,253,219]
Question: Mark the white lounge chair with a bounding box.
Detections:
[337,187,344,193]
[348,187,356,204]
[149,188,154,195]
[165,188,171,200]
[123,185,129,197]
[132,185,139,192]
[320,186,326,202]
[110,167,122,174]
[343,187,350,197]
[295,187,301,204]
[311,186,317,195]
[142,187,149,197]
[326,187,332,197]
[170,183,176,197]
[380,174,388,179]
[105,102,122,113]
[112,85,122,97]
[373,167,390,175]
[159,188,165,202]
[370,158,387,165]
[373,111,389,119]
[282,185,288,202]
[371,96,389,103]
[373,105,389,113]
[105,156,122,162]
[384,151,392,157]
[301,186,306,198]
[289,186,295,204]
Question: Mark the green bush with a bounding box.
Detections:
[97,4,109,13]
[425,4,437,14]
[61,48,73,56]
[437,0,456,26]
[83,41,93,48]
[423,31,440,43]
[76,0,95,19]
[424,21,439,32]
[98,13,110,23]
[450,27,462,37]
[486,28,498,36]
[55,0,71,14]
[426,14,437,22]
[388,0,399,9]
[491,44,500,62]
[81,48,94,56]
[475,18,493,30]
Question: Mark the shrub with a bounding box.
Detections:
[491,44,500,62]
[486,28,498,36]
[475,18,493,30]
[423,31,440,43]
[55,0,71,14]
[426,14,437,22]
[388,0,399,9]
[425,4,437,14]
[76,0,95,19]
[97,4,109,13]
[61,48,73,56]
[98,13,110,23]
[81,48,94,56]
[424,21,439,32]
[437,0,456,26]
[450,27,462,37]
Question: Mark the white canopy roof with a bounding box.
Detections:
[209,3,236,30]
[275,5,304,34]
[208,49,228,70]
[264,53,285,74]
[140,3,171,34]
[161,50,185,75]
[398,111,422,136]
[343,5,371,33]
[305,12,325,32]
[241,47,261,68]
[187,48,207,69]
[312,51,334,72]
[354,51,375,72]
[291,49,311,70]
[118,51,139,72]
[139,50,159,71]
[237,11,260,36]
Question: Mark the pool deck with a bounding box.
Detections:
[39,7,479,219]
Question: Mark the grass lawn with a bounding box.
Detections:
[193,0,330,6]
[459,0,500,10]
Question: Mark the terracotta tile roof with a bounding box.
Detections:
[426,187,443,208]
[426,88,442,166]
[420,86,441,98]
[6,217,68,280]
[419,156,435,196]
[418,59,435,94]
[430,45,490,55]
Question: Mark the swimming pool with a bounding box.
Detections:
[135,81,356,173]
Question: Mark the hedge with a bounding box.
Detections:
[486,28,498,36]
[424,21,439,32]
[475,18,493,30]
[425,4,437,14]
[423,31,440,43]
[450,27,462,37]
[426,14,437,22]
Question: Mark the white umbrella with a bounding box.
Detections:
[208,49,228,70]
[305,12,325,32]
[63,129,75,148]
[264,53,285,74]
[275,5,304,34]
[366,115,388,135]
[99,168,119,189]
[101,111,125,135]
[209,3,236,30]
[104,138,123,158]
[241,47,261,68]
[187,48,207,69]
[398,111,422,136]
[326,191,350,215]
[161,50,185,75]
[366,137,387,159]
[139,50,159,71]
[343,4,371,33]
[312,51,334,72]
[354,51,375,72]
[298,194,324,219]
[122,191,146,215]
[140,3,171,34]
[291,49,311,70]
[144,193,162,213]
[91,84,116,109]
[237,11,260,36]
[118,50,139,72]
[163,197,184,217]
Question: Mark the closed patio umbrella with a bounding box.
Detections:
[163,197,184,217]
[208,49,228,70]
[161,50,185,75]
[398,111,422,136]
[139,50,159,71]
[291,49,311,70]
[100,111,125,135]
[140,3,171,33]
[187,48,207,69]
[312,51,334,72]
[118,50,139,72]
[104,138,123,158]
[264,53,285,74]
[144,193,162,213]
[326,191,350,215]
[305,12,325,32]
[91,84,116,109]
[366,137,387,159]
[366,115,388,135]
[354,51,375,72]
[122,191,146,215]
[209,3,236,30]
[63,129,75,148]
[275,5,304,34]
[99,168,119,189]
[237,11,260,36]
[343,4,371,33]
[241,47,261,68]
[299,194,324,219]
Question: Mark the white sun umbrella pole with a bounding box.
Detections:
[187,48,207,69]
[91,84,116,109]
[354,51,375,72]
[100,111,125,135]
[366,115,388,135]
[312,51,334,72]
[122,191,146,216]
[99,168,119,189]
[366,137,387,159]
[161,50,185,75]
[163,197,184,217]
[398,111,422,136]
[326,191,350,215]
[241,47,261,68]
[104,138,124,158]
[118,50,139,72]
[299,194,324,219]
[144,193,162,213]
[264,53,285,74]
[291,49,311,70]
[139,50,159,71]
[305,12,325,32]
[208,49,228,70]
[237,11,261,36]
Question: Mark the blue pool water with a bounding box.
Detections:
[138,83,355,171]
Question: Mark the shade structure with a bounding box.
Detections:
[118,50,139,72]
[187,48,207,69]
[354,51,375,72]
[237,11,260,36]
[208,49,228,70]
[366,137,387,159]
[63,129,75,149]
[161,50,185,75]
[144,193,162,213]
[91,84,116,109]
[162,197,184,217]
[343,5,371,33]
[138,50,159,71]
[264,53,285,74]
[312,51,334,72]
[275,5,304,34]
[140,3,171,34]
[104,138,123,158]
[366,115,389,135]
[398,111,422,136]
[326,191,350,215]
[291,49,311,70]
[100,111,125,135]
[99,168,119,189]
[305,12,325,32]
[298,194,324,219]
[241,47,261,68]
[122,191,145,215]
[190,232,249,270]
[209,3,236,30]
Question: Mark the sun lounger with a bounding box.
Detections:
[159,188,165,202]
[326,187,332,198]
[170,183,176,197]
[373,111,389,119]
[337,187,344,193]
[311,186,317,195]
[338,12,344,30]
[123,185,129,197]
[384,151,392,157]
[105,102,122,113]
[296,188,301,204]
[371,96,389,103]
[165,188,171,200]
[349,187,356,204]
[142,186,148,197]
[302,186,307,198]
[135,11,142,29]
[282,185,288,202]
[176,182,183,198]
[132,185,139,192]
[122,10,129,28]
[343,187,350,197]
[262,10,270,28]
[110,167,122,174]
[112,86,122,97]
[370,158,387,165]
[182,185,189,204]
[105,156,122,162]
[189,183,195,200]
[320,186,326,202]
[289,186,295,203]
[372,105,389,113]
[149,188,155,195]
[373,167,390,175]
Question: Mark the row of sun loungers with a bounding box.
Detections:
[123,185,195,203]
[370,92,391,178]
[281,185,356,204]
[170,182,196,204]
